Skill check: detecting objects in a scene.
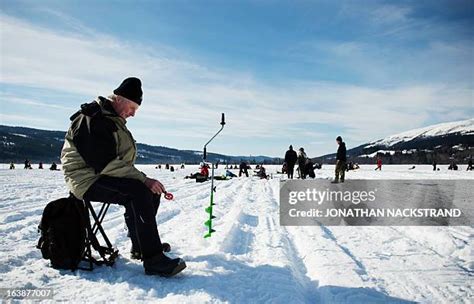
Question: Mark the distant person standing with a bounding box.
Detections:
[284,145,298,179]
[332,136,346,183]
[9,162,15,170]
[39,162,44,169]
[467,157,473,171]
[239,161,249,177]
[375,157,382,171]
[448,160,458,170]
[24,159,32,169]
[297,148,307,179]
[432,159,437,171]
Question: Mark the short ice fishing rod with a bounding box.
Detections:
[203,113,226,238]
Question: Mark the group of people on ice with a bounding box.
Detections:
[283,145,319,179]
[9,159,60,170]
[446,158,473,171]
[155,163,186,172]
[237,162,269,179]
[282,136,346,182]
[184,160,271,181]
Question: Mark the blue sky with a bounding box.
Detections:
[0,0,473,157]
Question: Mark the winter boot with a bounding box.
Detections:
[131,242,171,260]
[144,254,186,277]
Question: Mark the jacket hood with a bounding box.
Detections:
[97,96,119,116]
[69,97,120,122]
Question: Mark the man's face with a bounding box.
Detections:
[113,96,140,120]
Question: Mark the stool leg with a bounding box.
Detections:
[85,201,114,251]
[93,203,110,235]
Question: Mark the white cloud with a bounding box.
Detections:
[369,5,412,24]
[0,13,472,156]
[0,93,75,111]
[0,113,54,126]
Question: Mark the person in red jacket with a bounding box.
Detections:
[200,163,209,177]
[375,157,382,171]
[185,163,209,179]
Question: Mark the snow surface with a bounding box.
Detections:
[359,150,397,158]
[359,149,435,158]
[366,118,474,148]
[10,133,29,138]
[0,164,473,303]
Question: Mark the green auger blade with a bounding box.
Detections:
[204,229,216,238]
[205,206,213,213]
[204,219,212,227]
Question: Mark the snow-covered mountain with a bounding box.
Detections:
[318,119,474,164]
[365,118,474,149]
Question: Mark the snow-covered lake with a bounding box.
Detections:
[0,164,472,303]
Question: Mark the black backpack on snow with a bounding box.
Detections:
[37,195,118,271]
[37,195,87,270]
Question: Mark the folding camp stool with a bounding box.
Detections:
[80,199,119,270]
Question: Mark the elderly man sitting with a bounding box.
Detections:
[61,77,186,277]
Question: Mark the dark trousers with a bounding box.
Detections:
[335,161,346,182]
[298,161,306,179]
[239,168,248,177]
[287,164,295,179]
[187,173,206,179]
[83,176,162,259]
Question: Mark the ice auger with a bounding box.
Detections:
[203,113,226,238]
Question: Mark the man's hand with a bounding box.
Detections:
[144,177,166,194]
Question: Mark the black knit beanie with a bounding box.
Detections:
[336,136,342,142]
[113,77,143,105]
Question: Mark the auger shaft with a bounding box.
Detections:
[203,113,225,238]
